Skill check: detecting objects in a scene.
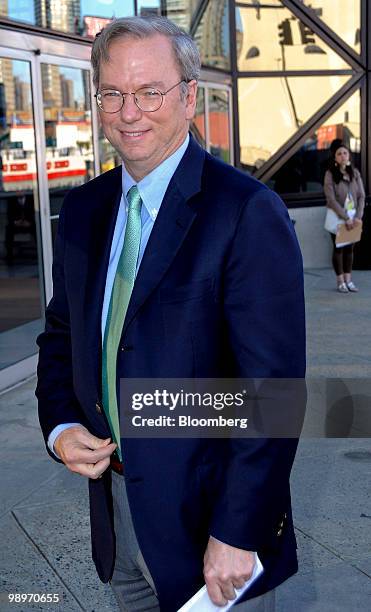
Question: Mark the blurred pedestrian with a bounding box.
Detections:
[324,139,365,292]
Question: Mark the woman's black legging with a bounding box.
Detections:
[330,234,354,275]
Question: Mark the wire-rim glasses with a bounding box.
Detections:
[95,80,187,113]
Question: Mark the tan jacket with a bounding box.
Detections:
[324,168,365,220]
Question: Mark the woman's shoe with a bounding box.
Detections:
[346,281,359,292]
[337,282,349,293]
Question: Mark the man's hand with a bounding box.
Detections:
[345,218,355,230]
[54,425,117,479]
[203,537,255,606]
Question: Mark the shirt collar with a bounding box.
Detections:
[121,133,190,221]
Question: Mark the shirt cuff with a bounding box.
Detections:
[48,423,81,459]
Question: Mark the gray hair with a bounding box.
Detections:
[91,16,201,97]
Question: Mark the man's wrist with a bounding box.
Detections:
[48,423,82,458]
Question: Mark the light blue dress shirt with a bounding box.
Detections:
[48,134,190,455]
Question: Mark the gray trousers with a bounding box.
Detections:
[110,471,275,612]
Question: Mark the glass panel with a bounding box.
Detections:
[236,2,351,71]
[191,86,206,148]
[137,0,161,17]
[194,0,230,70]
[301,1,360,54]
[0,1,135,36]
[0,0,35,25]
[208,88,230,162]
[41,64,94,220]
[270,90,361,194]
[99,123,121,174]
[0,57,44,370]
[238,75,351,173]
[164,0,200,32]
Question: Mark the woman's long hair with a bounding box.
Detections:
[327,140,354,184]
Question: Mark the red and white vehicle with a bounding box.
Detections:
[0,121,92,192]
[1,152,88,191]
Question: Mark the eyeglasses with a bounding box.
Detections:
[95,80,187,113]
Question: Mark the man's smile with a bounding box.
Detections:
[120,130,149,136]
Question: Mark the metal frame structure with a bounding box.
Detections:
[198,79,234,165]
[231,0,368,201]
[0,29,93,304]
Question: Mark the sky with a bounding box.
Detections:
[81,0,134,18]
[12,60,30,82]
[81,0,161,18]
[8,0,161,23]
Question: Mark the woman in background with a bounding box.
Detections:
[324,139,365,293]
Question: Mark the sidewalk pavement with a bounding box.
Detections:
[0,268,370,612]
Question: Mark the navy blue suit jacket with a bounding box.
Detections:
[37,136,306,611]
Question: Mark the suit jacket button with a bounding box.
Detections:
[277,528,283,537]
[95,401,103,414]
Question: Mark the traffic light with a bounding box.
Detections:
[299,22,315,45]
[278,19,293,46]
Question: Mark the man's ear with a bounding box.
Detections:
[185,80,198,120]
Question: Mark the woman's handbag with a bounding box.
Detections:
[324,207,344,234]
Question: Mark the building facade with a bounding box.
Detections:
[0,0,369,387]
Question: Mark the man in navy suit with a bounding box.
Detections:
[36,15,305,612]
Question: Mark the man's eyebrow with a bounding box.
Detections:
[99,83,120,90]
[99,81,166,90]
[141,81,166,88]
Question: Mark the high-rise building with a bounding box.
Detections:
[60,75,74,109]
[165,0,199,32]
[14,76,31,112]
[194,0,227,69]
[82,69,91,111]
[41,64,62,113]
[0,58,15,116]
[34,0,81,34]
[0,0,8,19]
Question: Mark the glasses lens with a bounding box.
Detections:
[98,90,123,113]
[135,87,163,111]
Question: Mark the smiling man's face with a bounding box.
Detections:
[98,34,197,181]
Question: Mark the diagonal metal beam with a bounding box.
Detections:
[254,73,364,182]
[237,70,354,78]
[284,0,363,71]
[190,0,210,37]
[229,0,241,168]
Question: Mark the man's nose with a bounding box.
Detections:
[119,94,142,122]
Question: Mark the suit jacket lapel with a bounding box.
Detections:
[84,166,122,394]
[83,137,205,392]
[123,137,205,335]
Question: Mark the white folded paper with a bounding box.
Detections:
[177,553,264,612]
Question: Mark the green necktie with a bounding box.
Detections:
[102,185,142,461]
